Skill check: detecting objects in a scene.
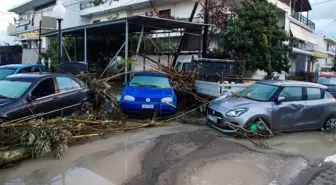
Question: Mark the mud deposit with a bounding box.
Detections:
[0,125,333,185]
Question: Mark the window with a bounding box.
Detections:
[317,77,336,85]
[18,67,41,73]
[72,80,81,89]
[0,80,32,98]
[239,83,279,101]
[32,78,55,99]
[93,20,101,24]
[307,88,322,100]
[56,77,73,92]
[0,68,16,80]
[129,76,172,88]
[278,87,303,101]
[158,9,171,18]
[80,2,94,10]
[56,77,81,92]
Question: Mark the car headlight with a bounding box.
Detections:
[225,108,248,117]
[161,97,173,103]
[124,95,135,101]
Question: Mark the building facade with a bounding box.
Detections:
[314,35,336,71]
[8,0,331,75]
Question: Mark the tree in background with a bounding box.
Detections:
[219,0,291,75]
[198,0,233,48]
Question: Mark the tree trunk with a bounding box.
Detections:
[0,148,30,167]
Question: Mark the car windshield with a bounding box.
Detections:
[0,68,16,80]
[239,83,279,101]
[317,77,336,85]
[129,75,172,88]
[0,80,32,98]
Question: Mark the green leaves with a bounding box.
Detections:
[219,0,290,75]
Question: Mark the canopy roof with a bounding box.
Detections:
[42,16,212,37]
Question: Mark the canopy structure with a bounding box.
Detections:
[42,16,213,82]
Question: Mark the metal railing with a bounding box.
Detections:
[290,39,316,51]
[291,11,315,30]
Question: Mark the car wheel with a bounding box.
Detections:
[81,101,94,114]
[247,117,270,131]
[323,116,336,132]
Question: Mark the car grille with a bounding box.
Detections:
[135,97,161,102]
[207,108,237,130]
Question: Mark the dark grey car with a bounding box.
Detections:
[207,80,336,132]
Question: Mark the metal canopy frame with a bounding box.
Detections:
[42,16,213,83]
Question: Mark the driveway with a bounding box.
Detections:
[0,124,335,185]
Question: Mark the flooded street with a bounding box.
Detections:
[0,124,335,185]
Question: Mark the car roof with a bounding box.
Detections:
[318,72,336,77]
[258,80,327,89]
[133,71,168,77]
[0,64,43,69]
[4,73,75,81]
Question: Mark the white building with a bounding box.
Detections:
[7,0,322,75]
[314,35,336,71]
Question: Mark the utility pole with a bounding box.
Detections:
[202,0,209,58]
[38,20,42,59]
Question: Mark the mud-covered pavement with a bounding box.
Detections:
[0,124,335,185]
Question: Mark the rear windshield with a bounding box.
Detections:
[0,68,16,80]
[317,77,336,85]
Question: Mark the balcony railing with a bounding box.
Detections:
[327,47,336,53]
[290,39,316,51]
[7,16,56,36]
[291,11,315,30]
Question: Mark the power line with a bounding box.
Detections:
[315,19,336,33]
[311,0,335,5]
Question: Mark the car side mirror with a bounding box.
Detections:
[276,96,286,104]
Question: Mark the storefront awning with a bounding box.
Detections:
[314,50,328,59]
[290,23,317,44]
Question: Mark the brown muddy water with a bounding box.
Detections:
[0,125,335,185]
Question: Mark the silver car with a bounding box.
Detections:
[207,80,336,132]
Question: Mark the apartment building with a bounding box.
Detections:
[314,35,336,71]
[8,0,323,75]
[7,0,87,64]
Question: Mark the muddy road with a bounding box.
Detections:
[0,124,335,185]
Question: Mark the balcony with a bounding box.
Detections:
[291,39,316,51]
[291,11,315,30]
[7,16,56,36]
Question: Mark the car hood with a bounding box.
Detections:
[123,86,174,98]
[210,97,259,111]
[0,98,14,107]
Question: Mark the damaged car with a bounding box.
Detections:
[0,73,94,123]
[120,72,177,115]
[207,80,336,132]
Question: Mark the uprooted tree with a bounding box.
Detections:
[219,0,291,75]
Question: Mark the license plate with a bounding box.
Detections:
[142,104,154,109]
[208,114,217,123]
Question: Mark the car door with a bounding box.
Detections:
[298,87,327,130]
[27,77,59,119]
[55,76,83,117]
[271,86,306,131]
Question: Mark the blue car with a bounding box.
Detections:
[0,64,49,80]
[120,72,177,115]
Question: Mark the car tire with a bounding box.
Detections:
[323,115,336,132]
[246,116,271,131]
[80,101,94,114]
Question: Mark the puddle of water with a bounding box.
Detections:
[324,154,336,164]
[4,167,117,185]
[187,159,274,185]
[266,132,336,159]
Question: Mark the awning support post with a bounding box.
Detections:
[199,29,203,58]
[125,20,129,83]
[100,42,126,78]
[137,26,145,71]
[84,28,87,63]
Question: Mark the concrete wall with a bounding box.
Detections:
[22,49,39,64]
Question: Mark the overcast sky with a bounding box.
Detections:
[0,0,335,45]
